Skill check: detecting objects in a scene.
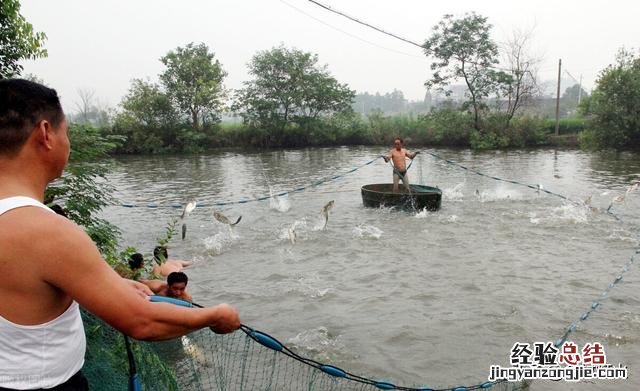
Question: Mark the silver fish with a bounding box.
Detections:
[213,211,242,226]
[288,224,297,245]
[321,200,334,230]
[181,200,197,219]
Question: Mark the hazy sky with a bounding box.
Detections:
[20,0,640,112]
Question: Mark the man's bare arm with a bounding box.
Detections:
[39,214,239,340]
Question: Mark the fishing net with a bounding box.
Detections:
[81,310,527,391]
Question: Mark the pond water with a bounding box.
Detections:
[101,147,640,390]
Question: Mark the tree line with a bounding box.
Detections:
[2,2,639,150]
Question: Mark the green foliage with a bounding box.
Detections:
[423,13,510,131]
[160,42,227,129]
[580,48,640,149]
[0,0,47,78]
[233,45,355,133]
[157,218,178,248]
[45,124,122,254]
[542,117,587,135]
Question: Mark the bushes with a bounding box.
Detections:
[542,117,587,135]
[105,108,587,152]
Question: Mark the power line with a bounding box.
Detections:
[279,0,427,60]
[305,0,425,49]
[305,0,514,73]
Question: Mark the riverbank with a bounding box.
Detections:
[102,112,587,154]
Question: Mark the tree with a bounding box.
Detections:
[234,45,354,129]
[0,0,47,78]
[423,13,509,131]
[562,83,588,103]
[580,49,640,149]
[501,28,543,124]
[159,42,227,130]
[112,79,179,153]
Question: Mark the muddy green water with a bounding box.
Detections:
[102,147,640,390]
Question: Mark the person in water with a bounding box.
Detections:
[383,137,419,192]
[0,79,240,390]
[152,246,193,277]
[114,253,145,280]
[144,272,193,303]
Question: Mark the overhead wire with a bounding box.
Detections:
[278,0,427,60]
[304,0,515,73]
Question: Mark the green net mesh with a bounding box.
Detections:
[81,310,527,391]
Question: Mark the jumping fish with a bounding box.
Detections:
[288,224,297,245]
[181,223,187,240]
[181,200,197,219]
[213,211,242,226]
[583,195,599,213]
[321,200,334,230]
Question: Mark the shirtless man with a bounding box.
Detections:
[144,272,193,303]
[383,137,419,192]
[152,246,193,277]
[0,79,240,390]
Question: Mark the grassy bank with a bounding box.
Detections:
[105,110,588,154]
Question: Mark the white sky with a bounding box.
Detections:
[20,0,640,112]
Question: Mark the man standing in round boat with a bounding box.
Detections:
[0,79,240,390]
[383,137,419,193]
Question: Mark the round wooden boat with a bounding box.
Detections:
[361,183,442,211]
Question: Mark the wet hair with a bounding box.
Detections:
[167,272,188,286]
[129,253,144,269]
[393,137,404,144]
[153,246,168,263]
[0,79,64,155]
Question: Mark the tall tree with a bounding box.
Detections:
[159,42,227,129]
[423,13,509,131]
[0,0,47,78]
[234,45,354,128]
[581,49,640,149]
[501,28,542,124]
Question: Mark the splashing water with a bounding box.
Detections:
[476,185,524,202]
[352,224,383,239]
[270,194,291,212]
[443,182,465,201]
[203,229,239,255]
[528,202,590,225]
[287,326,349,362]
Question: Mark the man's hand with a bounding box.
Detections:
[382,155,389,163]
[124,279,153,299]
[208,304,241,334]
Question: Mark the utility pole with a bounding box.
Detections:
[578,74,583,105]
[555,59,562,136]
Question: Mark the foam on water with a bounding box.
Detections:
[287,326,349,362]
[203,229,239,255]
[352,224,383,239]
[443,182,465,201]
[269,194,291,212]
[528,202,590,225]
[477,185,524,202]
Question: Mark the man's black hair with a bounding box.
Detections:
[129,253,144,270]
[394,137,404,144]
[153,246,168,263]
[50,204,67,217]
[167,272,188,286]
[0,79,64,155]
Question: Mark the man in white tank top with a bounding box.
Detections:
[0,80,240,390]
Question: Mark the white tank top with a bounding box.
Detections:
[0,196,86,389]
